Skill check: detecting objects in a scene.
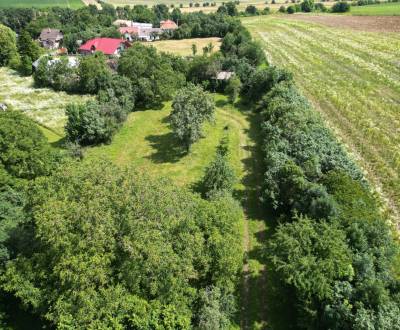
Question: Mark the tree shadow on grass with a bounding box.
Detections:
[145,132,186,164]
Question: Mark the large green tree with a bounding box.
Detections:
[118,44,185,108]
[78,52,112,94]
[170,84,215,152]
[0,24,18,67]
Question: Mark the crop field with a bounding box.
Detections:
[0,0,84,8]
[0,68,90,136]
[350,2,400,15]
[145,37,221,56]
[242,15,400,221]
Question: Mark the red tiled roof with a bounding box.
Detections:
[79,38,125,55]
[119,27,139,34]
[160,19,178,30]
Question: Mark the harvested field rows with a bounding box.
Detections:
[242,16,400,222]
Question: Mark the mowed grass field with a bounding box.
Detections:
[350,2,400,15]
[0,0,84,8]
[242,16,400,221]
[146,37,221,56]
[0,68,90,136]
[86,96,244,187]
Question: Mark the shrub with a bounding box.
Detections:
[287,5,296,13]
[300,0,314,12]
[0,24,18,67]
[201,137,236,198]
[279,5,287,12]
[331,1,350,12]
[65,100,127,146]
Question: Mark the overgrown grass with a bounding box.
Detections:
[0,67,91,136]
[0,0,84,8]
[350,2,400,15]
[242,15,400,222]
[146,37,221,56]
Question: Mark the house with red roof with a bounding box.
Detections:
[78,38,130,56]
[160,19,178,31]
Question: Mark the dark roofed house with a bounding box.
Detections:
[39,28,63,49]
[78,38,130,56]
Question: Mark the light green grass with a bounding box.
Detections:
[0,67,91,136]
[0,0,84,8]
[350,2,400,15]
[242,15,400,221]
[146,37,221,56]
[86,96,244,187]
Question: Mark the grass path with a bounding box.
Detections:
[242,15,400,225]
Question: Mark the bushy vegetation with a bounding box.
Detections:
[0,161,243,329]
[331,1,351,12]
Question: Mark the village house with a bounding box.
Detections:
[160,19,178,31]
[78,38,130,56]
[38,28,63,49]
[119,26,162,42]
[113,19,152,29]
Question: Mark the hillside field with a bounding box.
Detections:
[350,2,400,15]
[0,0,84,8]
[242,15,400,222]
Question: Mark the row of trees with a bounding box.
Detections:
[229,30,400,329]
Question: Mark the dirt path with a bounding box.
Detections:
[219,107,269,329]
[285,14,400,33]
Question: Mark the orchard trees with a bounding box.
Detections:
[170,84,215,152]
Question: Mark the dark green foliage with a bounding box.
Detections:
[242,66,293,102]
[98,74,135,112]
[170,84,215,151]
[78,52,112,94]
[217,2,239,16]
[0,111,56,180]
[279,5,287,12]
[0,24,18,67]
[245,5,259,15]
[16,30,41,63]
[331,1,351,12]
[65,100,127,146]
[221,29,265,66]
[287,5,296,13]
[187,53,222,86]
[300,0,315,12]
[0,161,243,328]
[118,44,185,108]
[201,137,236,198]
[18,55,32,76]
[225,76,241,103]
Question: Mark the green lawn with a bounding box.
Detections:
[350,2,400,15]
[242,15,400,222]
[86,96,245,187]
[0,67,91,136]
[0,0,84,8]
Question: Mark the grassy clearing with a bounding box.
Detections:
[86,95,269,328]
[145,37,221,56]
[350,2,400,15]
[0,0,84,8]
[0,67,91,136]
[242,15,400,221]
[85,95,243,186]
